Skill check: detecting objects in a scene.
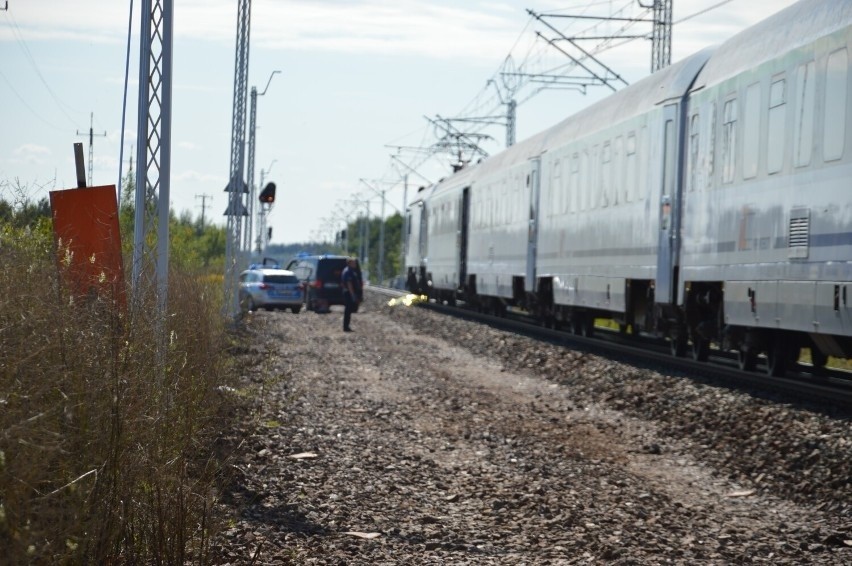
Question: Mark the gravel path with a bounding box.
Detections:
[213,292,852,565]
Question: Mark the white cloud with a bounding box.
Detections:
[11,143,52,164]
[176,0,524,62]
[175,170,222,184]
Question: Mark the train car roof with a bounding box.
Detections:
[464,46,713,181]
[421,24,718,197]
[692,0,852,91]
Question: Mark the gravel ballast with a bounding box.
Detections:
[213,292,852,564]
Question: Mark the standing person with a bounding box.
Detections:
[341,257,361,332]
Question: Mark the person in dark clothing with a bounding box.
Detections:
[341,257,361,332]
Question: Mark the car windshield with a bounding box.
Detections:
[264,274,298,284]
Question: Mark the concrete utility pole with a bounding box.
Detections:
[224,0,252,318]
[246,70,280,254]
[133,0,174,320]
[77,112,107,187]
[360,178,402,285]
[195,193,212,230]
[390,154,432,277]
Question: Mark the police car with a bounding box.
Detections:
[238,264,303,313]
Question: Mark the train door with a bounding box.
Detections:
[419,203,428,262]
[525,158,541,293]
[404,208,415,262]
[655,104,682,305]
[458,187,470,290]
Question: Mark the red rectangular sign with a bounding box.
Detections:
[49,185,125,307]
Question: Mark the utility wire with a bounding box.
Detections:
[0,68,65,131]
[117,0,134,204]
[2,9,82,128]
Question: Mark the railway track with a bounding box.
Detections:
[370,285,852,411]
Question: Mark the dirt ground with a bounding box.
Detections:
[212,292,852,565]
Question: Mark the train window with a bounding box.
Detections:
[570,153,579,213]
[662,119,676,203]
[639,126,649,200]
[613,136,623,205]
[601,142,612,207]
[722,98,738,184]
[580,150,589,211]
[626,133,636,202]
[767,77,786,174]
[743,82,761,180]
[794,60,816,167]
[706,103,716,189]
[688,113,700,192]
[557,157,567,215]
[824,48,848,162]
[590,145,599,210]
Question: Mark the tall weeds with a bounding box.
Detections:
[0,222,236,563]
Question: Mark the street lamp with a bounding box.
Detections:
[246,70,281,254]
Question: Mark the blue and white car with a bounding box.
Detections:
[238,266,303,313]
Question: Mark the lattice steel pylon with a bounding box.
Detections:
[132,0,173,316]
[650,0,672,73]
[224,0,252,318]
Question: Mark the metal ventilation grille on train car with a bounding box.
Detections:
[788,207,810,259]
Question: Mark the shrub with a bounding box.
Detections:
[0,220,236,563]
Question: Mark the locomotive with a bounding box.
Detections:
[404,0,852,376]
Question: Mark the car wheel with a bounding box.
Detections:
[291,306,301,314]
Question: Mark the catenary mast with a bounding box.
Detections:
[224,0,252,317]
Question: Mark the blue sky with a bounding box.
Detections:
[2,0,797,244]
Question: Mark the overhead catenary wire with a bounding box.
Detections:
[325,0,749,242]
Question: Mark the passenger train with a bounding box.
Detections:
[404,0,852,376]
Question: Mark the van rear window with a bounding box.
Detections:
[317,261,347,279]
[264,274,298,284]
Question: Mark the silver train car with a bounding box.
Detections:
[404,0,852,375]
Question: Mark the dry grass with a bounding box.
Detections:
[0,227,239,563]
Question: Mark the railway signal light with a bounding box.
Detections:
[259,182,276,204]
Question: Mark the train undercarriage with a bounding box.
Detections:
[407,271,849,377]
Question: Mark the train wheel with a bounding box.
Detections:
[670,336,687,357]
[691,338,710,362]
[810,347,828,373]
[737,348,757,371]
[581,316,595,338]
[570,318,582,335]
[766,337,796,377]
